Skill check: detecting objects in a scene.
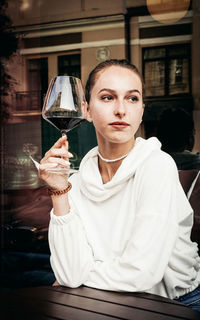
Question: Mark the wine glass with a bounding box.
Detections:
[42,75,86,173]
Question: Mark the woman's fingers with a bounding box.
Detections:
[42,148,68,162]
[39,136,72,188]
[39,162,58,171]
[51,135,72,155]
[52,134,67,148]
[45,157,70,167]
[41,137,73,164]
[39,160,70,173]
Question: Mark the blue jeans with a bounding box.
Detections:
[174,284,200,312]
[0,251,56,290]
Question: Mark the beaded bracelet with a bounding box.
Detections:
[47,182,72,196]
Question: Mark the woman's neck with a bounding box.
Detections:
[98,158,122,184]
[97,139,135,184]
[97,137,135,160]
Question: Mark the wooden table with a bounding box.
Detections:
[1,285,199,319]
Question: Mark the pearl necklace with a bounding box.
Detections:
[97,150,129,163]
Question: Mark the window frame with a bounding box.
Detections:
[142,44,191,99]
[57,53,81,78]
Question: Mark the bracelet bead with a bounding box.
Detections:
[47,182,72,196]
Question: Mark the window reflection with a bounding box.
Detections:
[143,44,191,97]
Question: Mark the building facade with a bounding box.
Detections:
[3,0,200,189]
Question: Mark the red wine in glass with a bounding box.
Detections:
[46,114,85,133]
[42,76,86,173]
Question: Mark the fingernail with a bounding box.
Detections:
[68,152,73,158]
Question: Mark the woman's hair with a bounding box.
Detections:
[85,59,145,103]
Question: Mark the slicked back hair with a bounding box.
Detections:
[85,59,145,103]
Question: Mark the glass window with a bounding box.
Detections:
[15,58,48,112]
[144,61,165,96]
[143,47,166,60]
[58,54,80,78]
[168,46,189,57]
[143,44,191,97]
[169,58,189,95]
[27,58,48,109]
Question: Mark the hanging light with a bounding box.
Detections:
[146,0,190,24]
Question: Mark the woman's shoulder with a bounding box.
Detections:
[135,149,179,188]
[151,148,177,164]
[141,147,178,175]
[135,137,177,169]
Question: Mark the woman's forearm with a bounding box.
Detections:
[51,193,70,216]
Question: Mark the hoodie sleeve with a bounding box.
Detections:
[49,209,94,288]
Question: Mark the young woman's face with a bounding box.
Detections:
[87,66,144,146]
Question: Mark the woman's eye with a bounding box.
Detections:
[101,95,113,101]
[128,96,139,102]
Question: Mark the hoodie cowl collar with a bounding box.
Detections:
[79,137,161,202]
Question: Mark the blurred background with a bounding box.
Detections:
[0,0,200,288]
[1,0,200,189]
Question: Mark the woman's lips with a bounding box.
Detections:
[109,121,130,129]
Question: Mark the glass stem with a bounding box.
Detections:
[61,130,67,136]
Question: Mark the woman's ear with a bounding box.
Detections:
[83,102,93,122]
[140,104,145,123]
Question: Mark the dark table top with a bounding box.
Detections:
[1,285,200,320]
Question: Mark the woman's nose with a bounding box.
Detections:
[114,100,126,118]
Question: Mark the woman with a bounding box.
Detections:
[39,59,200,311]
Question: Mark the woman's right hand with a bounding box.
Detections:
[39,135,72,191]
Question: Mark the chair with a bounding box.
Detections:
[1,187,55,289]
[179,170,200,251]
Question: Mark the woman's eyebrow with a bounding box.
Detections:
[98,88,115,94]
[98,88,141,95]
[126,89,141,95]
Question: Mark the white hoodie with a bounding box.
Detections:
[49,137,200,299]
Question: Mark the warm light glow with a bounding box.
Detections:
[20,0,31,11]
[147,0,190,24]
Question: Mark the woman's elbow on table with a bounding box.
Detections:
[54,273,85,288]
